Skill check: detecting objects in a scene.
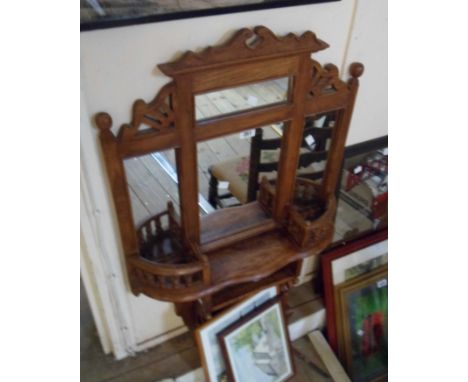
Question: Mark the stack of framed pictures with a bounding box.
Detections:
[322,229,388,382]
[195,287,295,382]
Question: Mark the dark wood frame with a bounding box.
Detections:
[95,26,364,328]
[321,228,388,353]
[195,286,279,382]
[217,295,295,382]
[81,0,341,32]
[335,265,388,382]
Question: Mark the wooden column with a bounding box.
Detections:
[172,75,200,245]
[274,54,311,221]
[95,113,139,257]
[322,63,364,199]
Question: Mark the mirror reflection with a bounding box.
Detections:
[124,148,183,227]
[295,110,338,184]
[195,77,289,121]
[334,144,388,243]
[200,124,284,212]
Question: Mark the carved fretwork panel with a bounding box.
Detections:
[158,26,329,76]
[309,60,348,97]
[118,82,176,142]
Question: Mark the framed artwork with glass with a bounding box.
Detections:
[335,266,388,382]
[195,286,279,382]
[217,296,295,382]
[321,229,388,381]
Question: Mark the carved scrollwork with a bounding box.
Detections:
[159,26,329,75]
[309,61,347,97]
[118,82,176,141]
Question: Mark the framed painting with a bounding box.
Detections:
[335,266,388,382]
[81,0,341,31]
[217,296,294,382]
[195,286,278,382]
[321,228,388,352]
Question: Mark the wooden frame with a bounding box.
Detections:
[217,295,295,382]
[195,286,278,382]
[81,1,341,32]
[334,266,388,382]
[321,229,388,353]
[95,26,364,327]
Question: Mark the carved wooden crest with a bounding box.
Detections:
[159,26,329,76]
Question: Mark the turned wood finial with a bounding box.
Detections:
[350,62,365,78]
[95,112,113,130]
[324,63,339,74]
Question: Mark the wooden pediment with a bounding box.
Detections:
[158,26,329,76]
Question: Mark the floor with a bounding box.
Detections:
[81,282,333,382]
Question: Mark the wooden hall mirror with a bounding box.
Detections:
[95,26,364,328]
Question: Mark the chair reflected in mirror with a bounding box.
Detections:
[208,112,336,209]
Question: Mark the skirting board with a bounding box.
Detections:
[169,303,326,382]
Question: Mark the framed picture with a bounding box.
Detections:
[81,1,341,32]
[195,286,278,382]
[334,266,388,382]
[217,296,294,382]
[321,228,388,352]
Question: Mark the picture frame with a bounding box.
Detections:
[334,266,388,382]
[195,286,278,382]
[81,1,340,32]
[321,228,388,352]
[217,296,295,382]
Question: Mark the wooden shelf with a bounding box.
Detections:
[200,201,275,252]
[211,264,297,312]
[209,230,310,288]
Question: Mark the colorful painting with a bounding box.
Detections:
[337,266,388,382]
[219,298,294,382]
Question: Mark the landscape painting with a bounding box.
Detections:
[219,300,293,382]
[195,286,278,382]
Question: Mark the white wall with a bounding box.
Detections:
[80,0,387,358]
[344,0,388,144]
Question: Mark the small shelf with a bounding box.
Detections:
[200,201,275,252]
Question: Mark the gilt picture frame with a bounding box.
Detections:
[334,266,388,382]
[217,296,294,382]
[321,229,388,353]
